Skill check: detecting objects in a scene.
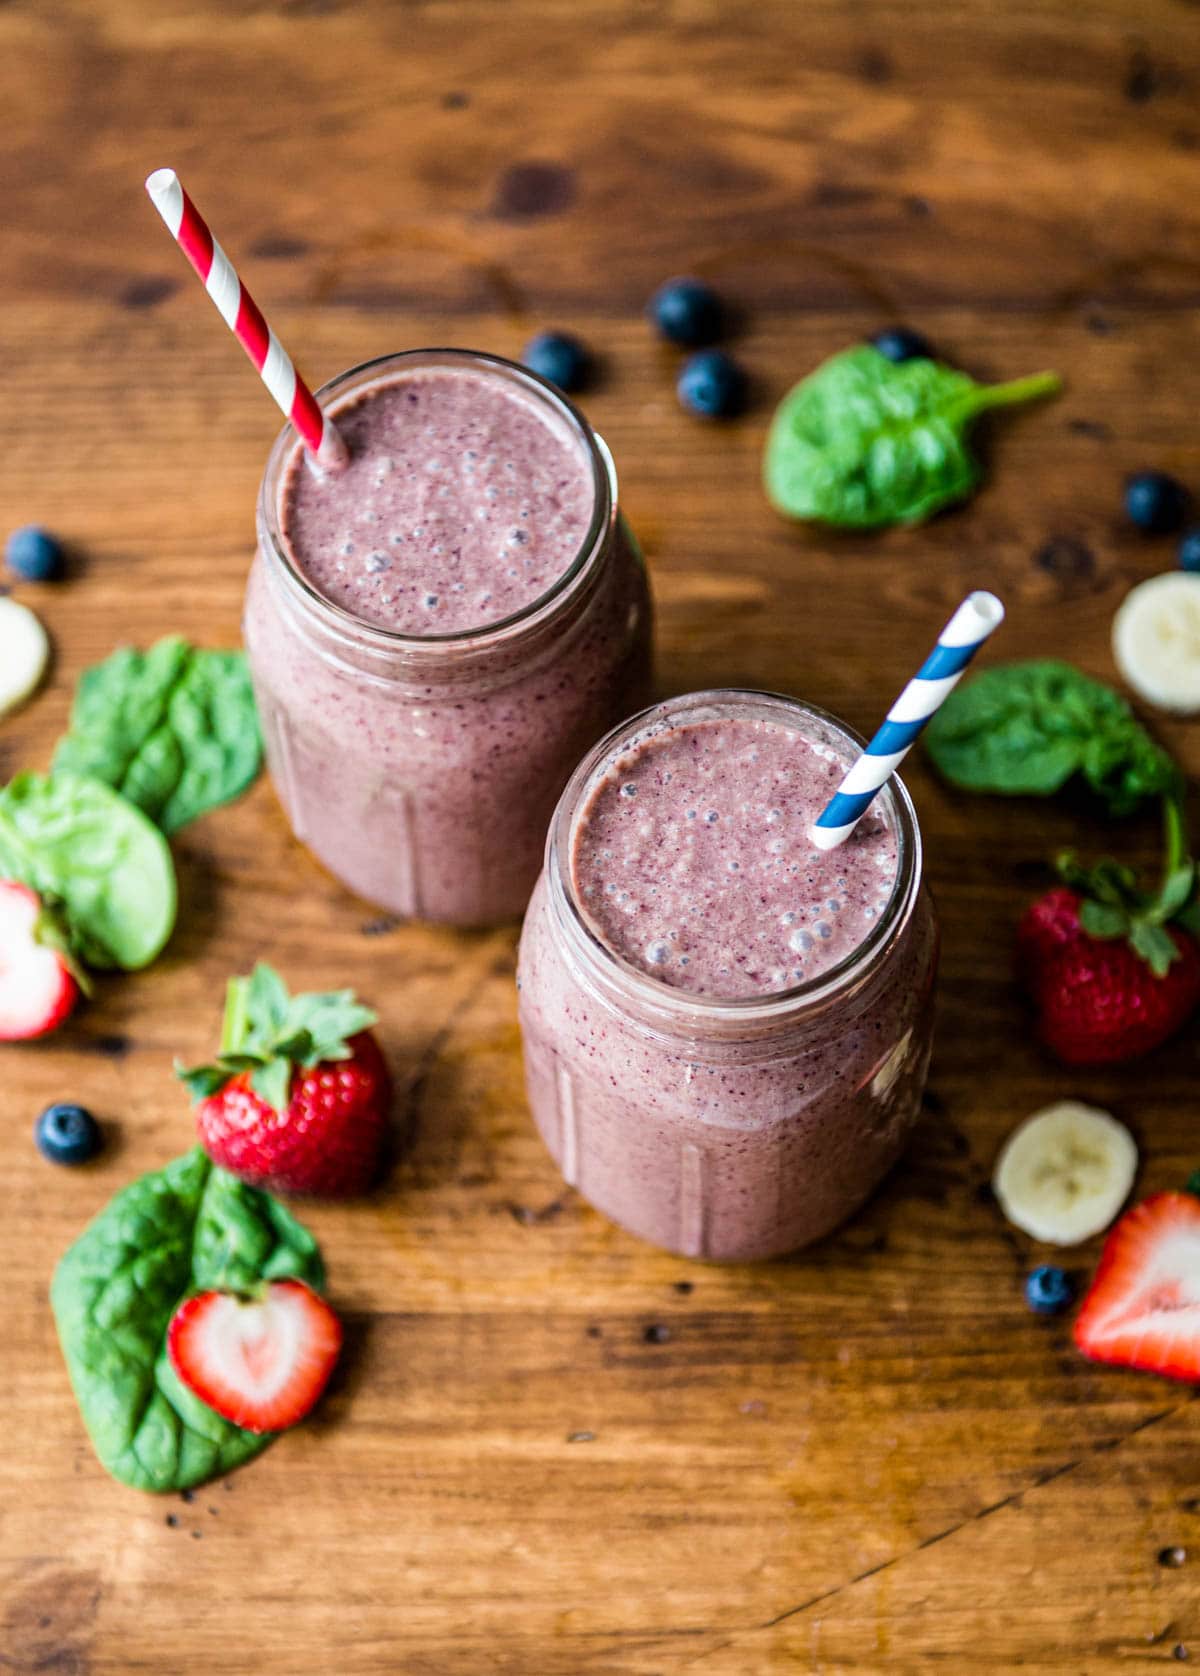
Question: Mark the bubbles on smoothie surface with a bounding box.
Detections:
[570,716,900,999]
[281,366,593,634]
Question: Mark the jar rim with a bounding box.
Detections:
[256,347,616,654]
[546,689,923,1029]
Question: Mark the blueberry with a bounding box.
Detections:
[35,1102,101,1166]
[870,326,934,364]
[677,350,747,420]
[1179,529,1200,573]
[649,277,723,348]
[1025,1264,1074,1315]
[1124,472,1190,535]
[522,331,590,394]
[6,526,65,582]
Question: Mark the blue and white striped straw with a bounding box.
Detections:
[811,590,1005,851]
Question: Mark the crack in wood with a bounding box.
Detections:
[678,1394,1198,1667]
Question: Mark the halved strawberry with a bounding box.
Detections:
[1073,1192,1200,1382]
[167,1279,342,1433]
[0,880,79,1040]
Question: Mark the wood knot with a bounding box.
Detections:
[491,162,576,221]
[1034,536,1096,587]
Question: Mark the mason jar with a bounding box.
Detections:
[244,349,652,926]
[516,690,939,1260]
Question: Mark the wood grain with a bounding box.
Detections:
[3,2,1200,1670]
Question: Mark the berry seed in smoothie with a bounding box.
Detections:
[571,714,898,998]
[281,364,594,635]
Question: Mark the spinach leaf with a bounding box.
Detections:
[52,637,262,834]
[763,345,1061,528]
[0,772,176,969]
[924,660,1180,817]
[51,1148,324,1493]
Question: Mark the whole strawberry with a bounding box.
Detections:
[1018,798,1200,1066]
[178,963,391,1196]
[1019,887,1200,1064]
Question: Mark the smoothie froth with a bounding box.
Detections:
[571,716,898,998]
[282,366,594,636]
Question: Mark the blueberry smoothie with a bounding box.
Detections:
[572,715,898,998]
[281,364,594,636]
[517,692,938,1260]
[244,350,651,925]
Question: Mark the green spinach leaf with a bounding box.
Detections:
[924,660,1180,817]
[52,637,262,834]
[0,772,176,969]
[51,1148,324,1493]
[763,345,1061,528]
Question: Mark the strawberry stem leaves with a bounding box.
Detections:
[1059,795,1197,978]
[177,963,377,1115]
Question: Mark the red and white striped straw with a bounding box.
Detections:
[144,168,347,472]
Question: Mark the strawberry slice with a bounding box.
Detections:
[167,1280,342,1433]
[0,880,79,1040]
[1073,1192,1200,1382]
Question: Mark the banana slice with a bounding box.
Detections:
[993,1101,1137,1246]
[0,597,49,718]
[1112,572,1200,715]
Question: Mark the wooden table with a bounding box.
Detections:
[4,3,1200,1669]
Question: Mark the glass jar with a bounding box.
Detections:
[516,691,940,1260]
[244,349,652,926]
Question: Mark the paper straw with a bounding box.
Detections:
[811,590,1005,851]
[144,168,347,472]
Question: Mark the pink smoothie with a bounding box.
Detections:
[571,715,898,998]
[517,694,938,1259]
[245,351,651,925]
[282,365,594,635]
